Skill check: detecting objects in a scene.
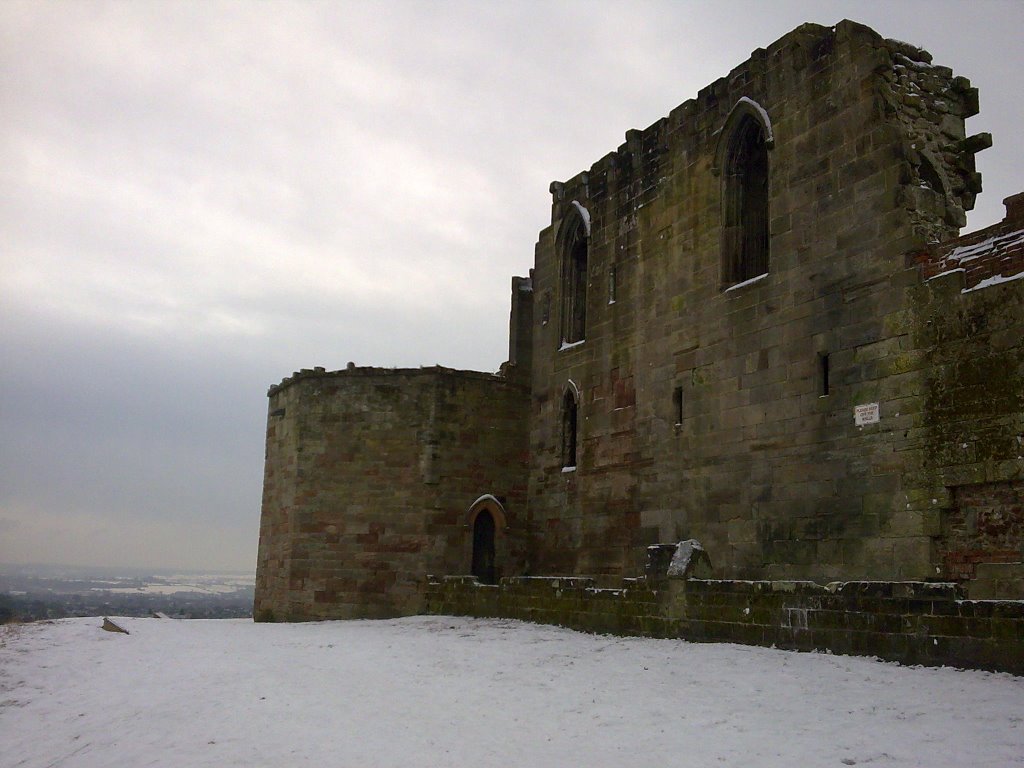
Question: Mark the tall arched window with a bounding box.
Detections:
[561,387,579,469]
[560,206,589,344]
[718,99,772,287]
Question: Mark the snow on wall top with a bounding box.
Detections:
[920,192,1024,292]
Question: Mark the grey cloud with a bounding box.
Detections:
[1,0,1021,570]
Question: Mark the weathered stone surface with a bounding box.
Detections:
[524,20,1022,586]
[254,367,529,621]
[644,543,677,579]
[424,576,1024,675]
[666,540,712,578]
[255,20,1024,622]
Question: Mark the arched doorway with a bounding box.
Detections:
[471,510,496,584]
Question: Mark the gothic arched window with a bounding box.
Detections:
[560,206,589,344]
[719,99,772,287]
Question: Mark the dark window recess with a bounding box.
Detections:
[471,510,496,584]
[673,386,684,424]
[608,266,617,304]
[561,216,588,344]
[723,116,770,285]
[562,389,578,468]
[819,352,830,396]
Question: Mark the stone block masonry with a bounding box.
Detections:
[426,574,1024,675]
[255,19,1024,623]
[255,366,529,621]
[527,19,1011,584]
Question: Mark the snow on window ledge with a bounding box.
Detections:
[561,465,577,473]
[559,339,586,351]
[724,272,769,293]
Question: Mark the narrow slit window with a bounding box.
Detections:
[562,389,579,469]
[673,386,684,425]
[608,266,617,304]
[819,353,830,396]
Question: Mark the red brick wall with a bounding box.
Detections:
[939,481,1024,580]
[915,192,1024,289]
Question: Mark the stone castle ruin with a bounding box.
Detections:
[254,20,1024,651]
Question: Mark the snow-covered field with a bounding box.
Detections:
[1,616,1022,767]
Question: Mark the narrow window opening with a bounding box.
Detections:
[541,292,550,325]
[561,389,578,469]
[608,266,617,304]
[723,115,769,286]
[561,216,588,344]
[819,353,830,397]
[673,386,683,425]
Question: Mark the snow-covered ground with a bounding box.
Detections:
[1,616,1022,767]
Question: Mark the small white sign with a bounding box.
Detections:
[854,402,880,426]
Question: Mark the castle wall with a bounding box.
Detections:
[256,20,1022,620]
[426,575,1024,675]
[253,377,302,615]
[910,268,1024,586]
[528,21,992,581]
[254,367,529,620]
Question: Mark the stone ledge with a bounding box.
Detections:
[268,364,517,397]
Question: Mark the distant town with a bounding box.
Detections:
[0,563,255,622]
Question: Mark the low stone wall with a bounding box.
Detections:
[425,575,1024,675]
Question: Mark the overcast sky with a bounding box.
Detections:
[2,0,1022,573]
